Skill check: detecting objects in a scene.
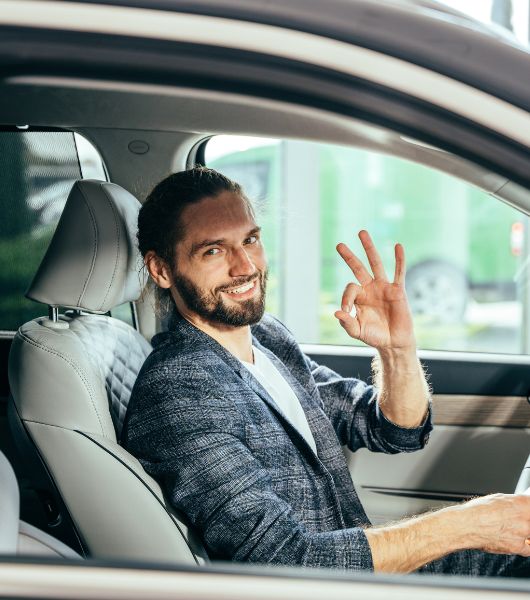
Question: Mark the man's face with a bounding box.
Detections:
[170,191,268,327]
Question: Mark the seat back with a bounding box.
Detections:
[8,180,207,565]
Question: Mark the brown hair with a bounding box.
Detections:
[137,166,250,317]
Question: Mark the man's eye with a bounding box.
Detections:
[204,248,220,256]
[244,236,258,245]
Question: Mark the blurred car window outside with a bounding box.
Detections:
[207,135,530,355]
[0,130,121,332]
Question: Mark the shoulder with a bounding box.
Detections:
[129,327,239,416]
[251,313,297,346]
[136,331,210,387]
[125,334,244,441]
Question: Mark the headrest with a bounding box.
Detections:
[27,180,144,313]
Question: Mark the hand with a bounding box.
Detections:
[365,493,530,573]
[459,494,530,556]
[334,230,415,352]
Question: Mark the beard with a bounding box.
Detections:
[172,269,268,327]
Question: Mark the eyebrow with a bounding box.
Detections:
[190,227,261,255]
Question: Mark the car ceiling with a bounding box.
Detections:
[0,76,516,208]
[1,0,530,211]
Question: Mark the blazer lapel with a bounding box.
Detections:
[235,356,317,456]
[167,313,322,460]
[251,338,330,460]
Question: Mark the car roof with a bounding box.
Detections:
[5,0,530,112]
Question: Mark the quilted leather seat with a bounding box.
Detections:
[8,180,206,564]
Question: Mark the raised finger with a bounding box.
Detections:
[336,242,372,286]
[359,230,388,281]
[393,243,406,285]
[341,282,363,313]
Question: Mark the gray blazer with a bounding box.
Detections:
[123,313,432,570]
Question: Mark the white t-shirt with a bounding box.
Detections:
[241,346,317,455]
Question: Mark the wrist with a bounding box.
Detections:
[365,505,475,574]
[440,503,479,552]
[377,346,418,371]
[415,504,478,556]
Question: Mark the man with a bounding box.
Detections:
[123,166,530,575]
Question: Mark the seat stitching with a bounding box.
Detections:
[20,419,82,429]
[98,184,121,312]
[77,430,201,565]
[17,331,106,435]
[65,316,151,435]
[66,316,151,435]
[75,184,100,307]
[18,527,80,559]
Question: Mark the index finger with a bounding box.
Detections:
[336,242,372,286]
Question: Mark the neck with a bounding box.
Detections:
[180,310,254,363]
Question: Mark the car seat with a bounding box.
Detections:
[8,180,206,565]
[0,449,80,558]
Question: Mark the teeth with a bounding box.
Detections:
[226,281,254,294]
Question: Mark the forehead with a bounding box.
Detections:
[178,191,257,245]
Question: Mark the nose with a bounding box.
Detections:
[228,247,256,278]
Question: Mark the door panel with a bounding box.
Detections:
[308,349,530,524]
[433,395,530,428]
[349,425,530,524]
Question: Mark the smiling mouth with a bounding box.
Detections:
[222,279,257,296]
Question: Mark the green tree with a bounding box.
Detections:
[0,133,36,239]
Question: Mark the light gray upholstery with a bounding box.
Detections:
[0,452,20,555]
[26,180,144,313]
[9,179,207,565]
[0,450,80,558]
[18,521,80,559]
[68,315,152,439]
[10,314,151,441]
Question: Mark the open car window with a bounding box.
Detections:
[206,135,530,355]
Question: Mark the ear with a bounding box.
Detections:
[145,250,173,289]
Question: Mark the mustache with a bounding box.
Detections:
[216,273,261,293]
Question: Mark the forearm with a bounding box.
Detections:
[374,348,430,428]
[365,504,471,573]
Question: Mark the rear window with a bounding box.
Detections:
[0,129,106,332]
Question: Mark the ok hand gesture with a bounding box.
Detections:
[334,230,416,352]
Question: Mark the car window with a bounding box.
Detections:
[206,135,530,355]
[0,129,129,332]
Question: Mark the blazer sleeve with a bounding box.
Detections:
[124,375,374,571]
[305,356,432,454]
